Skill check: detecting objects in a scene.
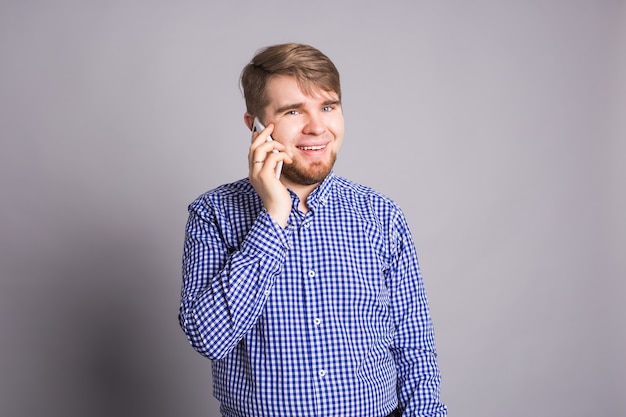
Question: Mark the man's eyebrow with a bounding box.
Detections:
[322,99,341,107]
[273,100,341,115]
[274,102,304,115]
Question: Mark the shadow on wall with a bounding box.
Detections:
[2,228,203,417]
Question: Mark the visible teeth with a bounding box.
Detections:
[298,145,325,151]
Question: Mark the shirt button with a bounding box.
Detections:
[308,270,316,278]
[264,290,271,296]
[314,318,321,326]
[318,369,326,377]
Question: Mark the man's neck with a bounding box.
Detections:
[283,181,320,214]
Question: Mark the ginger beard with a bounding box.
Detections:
[281,149,338,186]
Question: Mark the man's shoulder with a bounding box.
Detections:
[333,175,399,209]
[189,177,257,210]
[202,177,253,196]
[331,175,411,239]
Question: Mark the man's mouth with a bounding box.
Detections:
[297,144,326,151]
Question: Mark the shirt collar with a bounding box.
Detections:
[305,171,335,209]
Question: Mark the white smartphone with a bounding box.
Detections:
[252,117,282,179]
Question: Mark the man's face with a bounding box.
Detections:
[262,75,344,188]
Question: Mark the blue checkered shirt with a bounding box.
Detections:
[179,172,447,417]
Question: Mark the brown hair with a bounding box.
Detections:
[240,43,341,118]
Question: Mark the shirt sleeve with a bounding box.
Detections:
[387,211,448,417]
[179,200,292,360]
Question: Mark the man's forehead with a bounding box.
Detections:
[267,75,338,101]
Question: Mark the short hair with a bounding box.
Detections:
[240,43,341,118]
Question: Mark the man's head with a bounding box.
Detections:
[241,43,344,190]
[240,43,341,121]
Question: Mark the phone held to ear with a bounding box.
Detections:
[252,117,282,179]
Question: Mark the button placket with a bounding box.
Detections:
[299,214,327,387]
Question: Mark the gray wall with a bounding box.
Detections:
[1,1,624,416]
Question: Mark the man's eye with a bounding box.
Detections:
[322,105,334,112]
[286,110,299,115]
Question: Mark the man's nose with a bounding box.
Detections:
[303,113,325,135]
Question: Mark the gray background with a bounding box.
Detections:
[1,1,624,416]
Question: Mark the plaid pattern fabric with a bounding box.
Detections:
[179,172,447,417]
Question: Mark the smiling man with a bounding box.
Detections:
[246,73,344,227]
[179,43,447,417]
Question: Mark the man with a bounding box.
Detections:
[179,43,447,417]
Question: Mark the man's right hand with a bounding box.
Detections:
[248,123,293,228]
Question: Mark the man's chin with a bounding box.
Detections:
[281,162,333,186]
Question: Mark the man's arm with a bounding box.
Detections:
[388,212,448,417]
[180,120,295,360]
[179,202,290,360]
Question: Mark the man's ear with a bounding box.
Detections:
[244,113,254,131]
